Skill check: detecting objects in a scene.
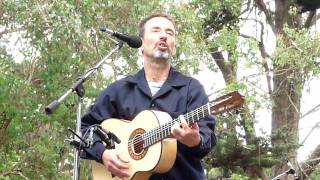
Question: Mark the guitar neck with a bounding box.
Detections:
[142,91,244,148]
[143,103,211,148]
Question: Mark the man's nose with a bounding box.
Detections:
[159,30,167,41]
[160,37,167,42]
[160,34,167,42]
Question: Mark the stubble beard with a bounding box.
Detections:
[153,50,171,62]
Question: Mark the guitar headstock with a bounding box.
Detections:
[210,91,245,115]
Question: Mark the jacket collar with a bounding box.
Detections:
[126,67,189,87]
[125,67,189,98]
[125,67,189,87]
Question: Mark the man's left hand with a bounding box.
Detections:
[171,115,201,147]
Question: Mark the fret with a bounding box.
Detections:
[159,125,163,140]
[142,134,145,148]
[154,129,157,143]
[162,124,166,139]
[183,114,188,124]
[145,133,149,148]
[156,128,159,142]
[152,129,155,145]
[154,128,157,142]
[148,132,151,146]
[192,110,196,122]
[167,121,171,136]
[196,107,200,121]
[202,105,205,119]
[164,123,168,138]
[156,127,159,142]
[158,126,161,141]
[146,132,149,147]
[154,129,157,144]
[144,132,147,147]
[188,113,192,124]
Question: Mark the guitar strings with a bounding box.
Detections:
[127,103,211,149]
[127,103,212,148]
[127,93,242,149]
[127,104,210,148]
[128,108,208,148]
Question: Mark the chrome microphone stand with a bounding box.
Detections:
[45,41,124,180]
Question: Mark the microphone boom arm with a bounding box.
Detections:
[45,41,124,114]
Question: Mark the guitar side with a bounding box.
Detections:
[91,110,177,180]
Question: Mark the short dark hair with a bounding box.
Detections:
[138,13,176,38]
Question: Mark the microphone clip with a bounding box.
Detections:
[93,126,121,149]
[66,128,91,149]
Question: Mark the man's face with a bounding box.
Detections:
[141,17,176,61]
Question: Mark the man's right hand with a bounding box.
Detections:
[102,150,131,179]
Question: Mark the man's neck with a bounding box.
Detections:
[144,57,170,82]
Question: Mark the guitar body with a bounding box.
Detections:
[91,110,177,180]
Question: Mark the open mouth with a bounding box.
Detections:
[157,42,168,50]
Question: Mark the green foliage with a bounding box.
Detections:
[309,168,320,180]
[0,0,212,179]
[190,0,241,34]
[274,24,320,80]
[230,173,251,180]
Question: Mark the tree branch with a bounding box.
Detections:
[0,0,3,18]
[0,170,28,179]
[304,10,316,28]
[300,122,320,145]
[299,144,320,177]
[304,11,320,28]
[0,27,25,38]
[210,50,234,84]
[254,0,276,34]
[239,17,273,95]
[300,104,320,120]
[240,0,253,17]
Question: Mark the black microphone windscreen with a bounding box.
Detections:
[128,36,142,48]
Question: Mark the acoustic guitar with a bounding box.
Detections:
[91,91,244,180]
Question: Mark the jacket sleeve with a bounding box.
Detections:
[184,78,216,159]
[80,86,118,163]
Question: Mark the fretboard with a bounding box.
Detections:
[142,103,211,148]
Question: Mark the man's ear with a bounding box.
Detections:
[172,44,176,56]
[139,38,144,54]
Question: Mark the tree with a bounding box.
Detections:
[189,0,320,179]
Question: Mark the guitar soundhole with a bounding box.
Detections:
[133,135,143,154]
[128,128,148,160]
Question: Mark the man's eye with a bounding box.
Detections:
[167,31,174,36]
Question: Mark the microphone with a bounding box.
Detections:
[94,126,121,149]
[100,28,142,48]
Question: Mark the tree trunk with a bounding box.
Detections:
[0,117,11,147]
[271,0,303,178]
[211,50,266,179]
[271,65,302,178]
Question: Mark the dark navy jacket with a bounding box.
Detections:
[81,67,216,180]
